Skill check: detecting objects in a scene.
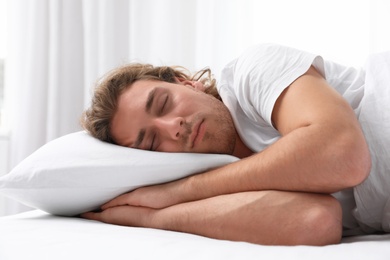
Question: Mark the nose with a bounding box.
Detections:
[154,116,184,140]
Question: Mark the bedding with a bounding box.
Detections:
[1,52,390,259]
[0,210,390,260]
[0,131,237,216]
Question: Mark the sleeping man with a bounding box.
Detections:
[80,44,390,246]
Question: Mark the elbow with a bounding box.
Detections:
[295,196,343,246]
[354,148,371,186]
[337,132,371,188]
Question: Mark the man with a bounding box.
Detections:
[80,44,381,246]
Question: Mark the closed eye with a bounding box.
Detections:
[159,94,168,115]
[149,134,156,151]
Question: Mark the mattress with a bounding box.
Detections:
[0,210,389,260]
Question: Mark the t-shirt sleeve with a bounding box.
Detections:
[231,43,324,128]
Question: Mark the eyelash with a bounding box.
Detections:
[149,134,156,151]
[150,94,168,151]
[160,96,168,115]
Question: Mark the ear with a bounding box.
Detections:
[175,77,206,92]
[174,77,191,85]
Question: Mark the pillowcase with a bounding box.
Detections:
[0,131,238,216]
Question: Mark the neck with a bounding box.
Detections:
[232,134,254,159]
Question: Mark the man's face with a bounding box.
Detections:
[110,79,237,155]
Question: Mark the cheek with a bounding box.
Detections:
[156,141,181,153]
[172,96,197,115]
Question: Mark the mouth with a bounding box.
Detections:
[191,119,205,149]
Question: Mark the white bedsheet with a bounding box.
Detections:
[353,51,390,232]
[0,210,389,260]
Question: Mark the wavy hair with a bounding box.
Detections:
[80,63,219,143]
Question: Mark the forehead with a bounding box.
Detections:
[116,80,154,119]
[122,79,157,98]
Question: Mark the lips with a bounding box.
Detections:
[191,119,204,148]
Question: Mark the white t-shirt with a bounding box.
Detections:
[217,43,369,234]
[218,43,365,152]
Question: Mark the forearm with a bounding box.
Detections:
[83,191,342,246]
[157,191,342,245]
[180,123,369,202]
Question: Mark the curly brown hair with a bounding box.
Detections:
[80,63,220,143]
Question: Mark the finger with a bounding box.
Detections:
[83,206,156,227]
[102,193,132,210]
[80,212,102,221]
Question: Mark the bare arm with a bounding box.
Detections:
[101,67,371,209]
[179,67,371,196]
[82,190,342,246]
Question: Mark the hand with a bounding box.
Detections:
[102,179,189,210]
[81,205,156,227]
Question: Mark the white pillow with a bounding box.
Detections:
[0,131,238,216]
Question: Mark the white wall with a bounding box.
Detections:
[0,0,7,215]
[0,0,6,59]
[0,130,9,216]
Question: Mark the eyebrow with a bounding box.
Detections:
[133,129,146,148]
[135,88,157,148]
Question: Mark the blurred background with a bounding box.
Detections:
[0,0,389,216]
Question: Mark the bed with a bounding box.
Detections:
[0,209,390,260]
[1,51,390,259]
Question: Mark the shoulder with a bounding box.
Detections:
[236,43,319,69]
[219,43,325,127]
